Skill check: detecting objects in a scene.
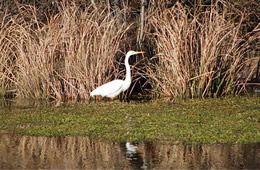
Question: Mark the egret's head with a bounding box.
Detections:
[126,50,145,57]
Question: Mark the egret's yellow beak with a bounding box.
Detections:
[134,51,145,54]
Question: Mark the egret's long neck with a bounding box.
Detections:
[124,54,131,82]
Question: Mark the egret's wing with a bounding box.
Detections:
[90,80,123,97]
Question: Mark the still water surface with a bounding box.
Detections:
[0,134,259,169]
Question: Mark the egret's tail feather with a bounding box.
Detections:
[90,91,96,97]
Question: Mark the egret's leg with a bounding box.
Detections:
[123,91,130,103]
[119,93,123,102]
[121,92,126,102]
[126,92,130,103]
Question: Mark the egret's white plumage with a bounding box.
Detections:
[90,50,144,99]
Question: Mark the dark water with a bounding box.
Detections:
[0,134,259,169]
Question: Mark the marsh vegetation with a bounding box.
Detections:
[0,0,259,148]
[1,96,259,144]
[0,0,259,101]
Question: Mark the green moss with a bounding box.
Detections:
[0,96,259,144]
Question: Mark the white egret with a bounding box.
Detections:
[90,50,144,99]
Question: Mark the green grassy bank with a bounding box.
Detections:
[0,96,259,144]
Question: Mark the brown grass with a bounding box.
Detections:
[0,2,130,100]
[146,2,259,98]
[0,1,258,101]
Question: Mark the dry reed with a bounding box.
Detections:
[0,2,130,100]
[147,2,259,98]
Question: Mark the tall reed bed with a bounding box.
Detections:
[147,2,259,98]
[0,2,129,100]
